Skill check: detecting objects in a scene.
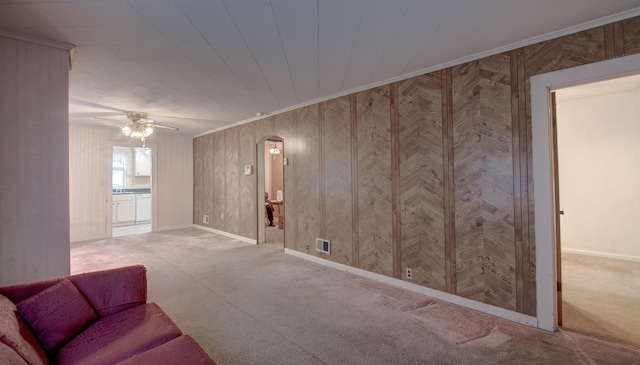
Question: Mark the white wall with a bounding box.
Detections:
[69,124,193,242]
[0,35,71,286]
[556,88,640,260]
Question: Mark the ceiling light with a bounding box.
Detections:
[269,143,280,155]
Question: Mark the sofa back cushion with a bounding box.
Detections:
[0,294,49,365]
[17,279,97,353]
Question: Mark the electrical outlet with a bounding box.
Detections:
[406,268,413,280]
[202,215,209,224]
[221,213,224,219]
[305,244,309,252]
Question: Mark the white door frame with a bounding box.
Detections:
[106,141,158,237]
[531,53,640,331]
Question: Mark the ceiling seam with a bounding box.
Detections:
[340,0,366,91]
[174,1,253,122]
[269,0,300,104]
[221,0,282,113]
[367,0,415,84]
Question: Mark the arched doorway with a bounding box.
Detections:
[257,136,285,247]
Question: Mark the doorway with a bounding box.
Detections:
[554,76,640,347]
[530,52,640,333]
[108,142,157,237]
[257,137,284,248]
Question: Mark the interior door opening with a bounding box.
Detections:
[110,144,154,237]
[257,136,284,248]
[553,74,640,347]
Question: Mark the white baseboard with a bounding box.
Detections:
[561,248,640,263]
[157,224,194,232]
[71,233,108,243]
[193,225,257,245]
[284,248,539,329]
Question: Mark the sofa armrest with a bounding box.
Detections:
[0,265,147,317]
[70,265,147,317]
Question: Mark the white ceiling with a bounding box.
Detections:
[2,0,640,136]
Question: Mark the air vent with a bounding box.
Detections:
[316,238,330,254]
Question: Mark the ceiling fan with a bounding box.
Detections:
[121,111,179,147]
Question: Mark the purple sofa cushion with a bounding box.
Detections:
[54,302,182,365]
[17,279,97,353]
[0,294,49,365]
[117,335,216,365]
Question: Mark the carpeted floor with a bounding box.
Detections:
[70,228,640,364]
[561,252,640,348]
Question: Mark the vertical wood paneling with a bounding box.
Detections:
[442,69,456,294]
[202,133,214,228]
[193,136,204,226]
[390,83,401,279]
[398,73,446,290]
[319,104,326,239]
[289,110,299,250]
[296,105,321,252]
[323,96,353,265]
[452,54,517,309]
[511,48,531,314]
[239,123,256,239]
[225,127,240,235]
[622,17,640,55]
[274,112,295,249]
[357,86,393,276]
[350,95,360,267]
[212,132,225,229]
[452,60,485,303]
[478,54,516,310]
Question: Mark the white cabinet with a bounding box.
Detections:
[135,194,151,222]
[113,194,136,225]
[134,148,152,176]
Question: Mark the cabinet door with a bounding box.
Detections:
[135,194,151,222]
[134,148,152,176]
[116,199,136,222]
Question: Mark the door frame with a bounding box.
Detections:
[256,136,284,245]
[531,53,640,331]
[106,141,158,237]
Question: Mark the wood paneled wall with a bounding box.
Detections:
[193,16,640,315]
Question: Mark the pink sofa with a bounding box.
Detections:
[0,265,216,365]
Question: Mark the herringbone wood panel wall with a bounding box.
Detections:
[193,16,640,316]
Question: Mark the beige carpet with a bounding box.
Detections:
[562,252,640,348]
[70,228,640,364]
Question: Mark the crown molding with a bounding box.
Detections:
[0,29,74,51]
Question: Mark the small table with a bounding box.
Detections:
[271,201,283,216]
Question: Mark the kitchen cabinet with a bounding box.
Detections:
[113,194,136,225]
[134,148,151,176]
[135,194,151,222]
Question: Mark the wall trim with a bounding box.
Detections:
[71,233,108,244]
[192,8,640,139]
[157,224,194,232]
[284,248,538,329]
[561,248,640,263]
[0,29,74,51]
[194,224,257,244]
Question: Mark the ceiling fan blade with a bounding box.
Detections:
[69,99,127,113]
[70,112,123,118]
[151,124,179,131]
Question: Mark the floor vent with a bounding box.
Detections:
[316,238,330,254]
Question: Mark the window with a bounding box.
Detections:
[112,147,131,189]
